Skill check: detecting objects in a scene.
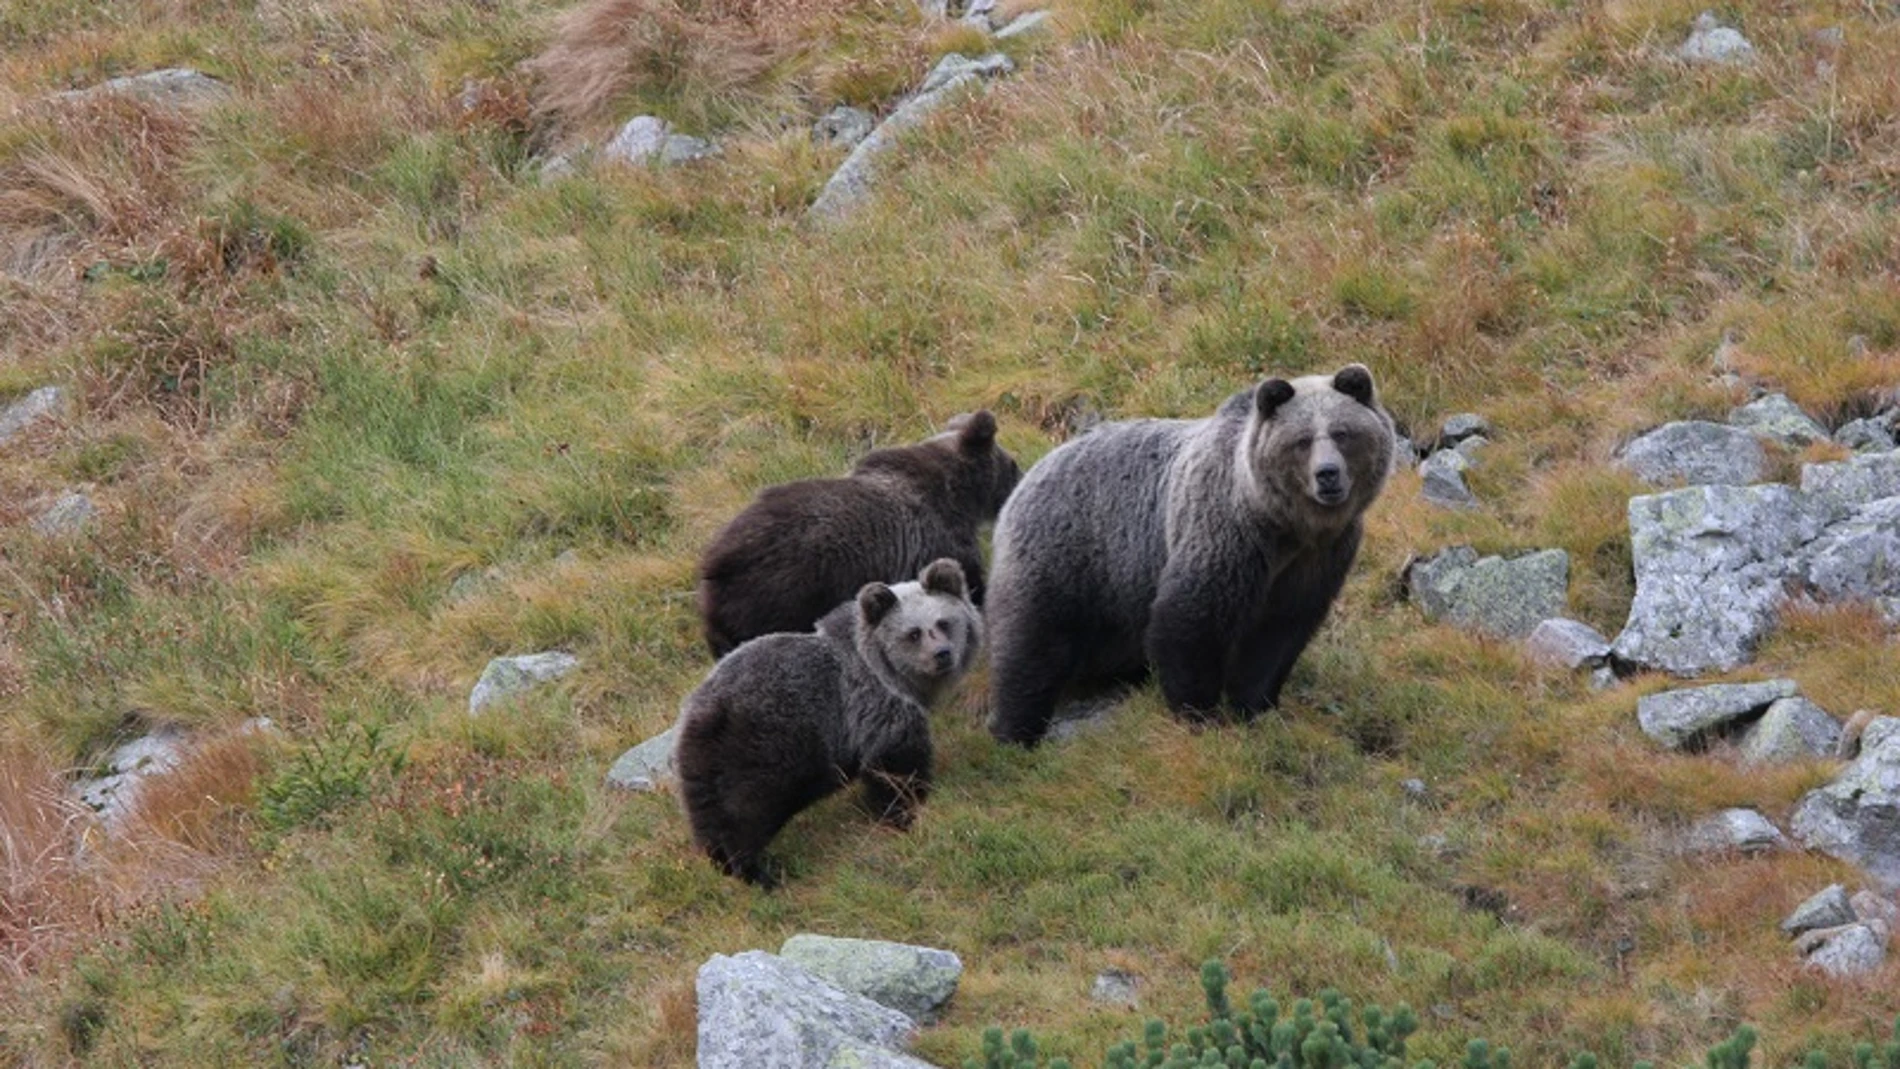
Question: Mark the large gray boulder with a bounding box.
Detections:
[1781,885,1856,937]
[468,651,579,715]
[1616,422,1767,487]
[1407,546,1569,639]
[1739,697,1843,765]
[605,726,677,792]
[779,935,962,1023]
[1801,450,1900,519]
[1612,485,1832,675]
[696,951,933,1069]
[1790,718,1900,892]
[1636,679,1798,750]
[1524,618,1612,670]
[1683,808,1788,855]
[1803,496,1900,621]
[0,386,65,447]
[1730,393,1828,447]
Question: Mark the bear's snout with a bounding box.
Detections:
[932,646,955,671]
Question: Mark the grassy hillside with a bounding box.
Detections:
[3,0,1899,1064]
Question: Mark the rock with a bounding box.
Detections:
[1438,413,1490,447]
[72,727,191,829]
[1090,968,1141,1008]
[1739,697,1843,765]
[959,0,998,29]
[1612,484,1832,676]
[1400,778,1429,800]
[1801,450,1900,519]
[1678,12,1757,65]
[1044,692,1125,743]
[603,116,668,164]
[1853,890,1899,928]
[1782,885,1856,937]
[809,53,1014,222]
[1525,618,1612,670]
[813,106,875,149]
[1616,421,1768,487]
[1590,665,1618,691]
[1730,393,1828,447]
[660,133,719,164]
[538,152,577,180]
[1406,546,1569,639]
[0,386,66,447]
[993,9,1053,39]
[695,951,932,1069]
[1635,678,1798,750]
[1790,717,1900,892]
[1683,808,1788,855]
[1418,449,1477,509]
[31,490,96,537]
[1803,496,1900,621]
[468,651,579,715]
[1836,418,1896,454]
[55,68,232,108]
[1802,923,1887,978]
[1452,435,1489,462]
[605,727,677,792]
[779,935,962,1024]
[1390,435,1417,472]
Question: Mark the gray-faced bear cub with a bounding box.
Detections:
[674,558,983,886]
[696,412,1018,658]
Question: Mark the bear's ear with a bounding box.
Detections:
[1254,379,1297,420]
[920,558,967,598]
[1333,364,1377,407]
[858,583,899,626]
[955,410,998,452]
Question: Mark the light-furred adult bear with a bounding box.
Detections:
[675,558,982,886]
[697,413,1018,658]
[986,365,1396,746]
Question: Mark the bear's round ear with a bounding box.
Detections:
[1254,379,1297,421]
[1333,364,1377,407]
[858,583,899,626]
[920,558,967,598]
[955,410,998,452]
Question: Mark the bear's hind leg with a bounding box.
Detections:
[988,628,1082,747]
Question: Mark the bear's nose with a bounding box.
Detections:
[1314,463,1344,493]
[932,647,954,670]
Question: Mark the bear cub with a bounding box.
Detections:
[675,558,983,886]
[697,413,1019,658]
[985,365,1396,746]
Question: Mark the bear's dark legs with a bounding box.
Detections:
[1227,536,1359,716]
[860,733,933,829]
[989,628,1082,746]
[1148,573,1233,721]
[680,769,826,889]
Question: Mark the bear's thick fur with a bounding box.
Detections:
[696,413,1018,658]
[675,559,983,886]
[985,366,1396,746]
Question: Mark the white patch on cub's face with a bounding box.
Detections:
[855,560,984,703]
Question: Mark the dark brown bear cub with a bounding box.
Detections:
[696,412,1018,658]
[674,559,983,887]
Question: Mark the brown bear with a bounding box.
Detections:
[696,412,1018,658]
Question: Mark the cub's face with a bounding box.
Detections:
[857,559,984,696]
[1248,364,1396,525]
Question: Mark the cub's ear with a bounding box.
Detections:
[1333,364,1377,407]
[920,558,967,598]
[954,410,998,452]
[858,583,899,625]
[1254,379,1297,420]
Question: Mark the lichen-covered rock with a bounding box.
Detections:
[1418,449,1477,509]
[695,951,931,1069]
[1616,421,1767,487]
[1801,450,1900,519]
[1678,12,1756,65]
[0,386,66,447]
[1636,679,1798,749]
[602,116,719,166]
[1524,618,1612,670]
[31,490,96,537]
[1407,546,1569,639]
[1801,923,1888,978]
[55,68,232,108]
[1836,418,1897,454]
[1790,717,1900,892]
[1090,968,1141,1008]
[1739,697,1843,765]
[468,651,579,715]
[813,106,875,149]
[779,935,962,1024]
[1612,484,1832,676]
[1803,496,1900,621]
[1781,884,1856,937]
[605,727,677,792]
[1730,393,1828,447]
[1683,808,1788,855]
[72,727,191,829]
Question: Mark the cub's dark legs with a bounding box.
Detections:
[859,732,933,829]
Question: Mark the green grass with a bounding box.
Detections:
[5,0,1900,1065]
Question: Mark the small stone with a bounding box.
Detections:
[71,727,191,830]
[1452,435,1490,462]
[1836,418,1896,454]
[468,651,579,715]
[660,133,720,164]
[1781,885,1856,937]
[538,152,576,180]
[56,68,232,108]
[1730,393,1829,447]
[1679,12,1757,65]
[1853,890,1899,927]
[1616,421,1768,487]
[1090,968,1141,1008]
[31,490,96,537]
[1590,665,1618,691]
[1738,697,1842,765]
[1400,778,1428,800]
[1683,808,1788,855]
[603,116,669,165]
[1525,618,1612,670]
[1390,435,1417,472]
[1636,679,1798,749]
[605,727,677,792]
[1418,450,1477,509]
[1406,546,1569,639]
[920,52,1015,95]
[993,9,1053,39]
[960,0,998,29]
[1802,923,1887,977]
[813,105,876,149]
[696,951,930,1069]
[1044,692,1125,743]
[779,935,963,1024]
[0,386,66,447]
[1438,413,1490,447]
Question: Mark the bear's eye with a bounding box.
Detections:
[936,618,951,632]
[906,627,923,643]
[1292,434,1315,450]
